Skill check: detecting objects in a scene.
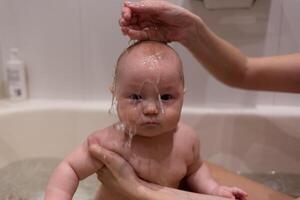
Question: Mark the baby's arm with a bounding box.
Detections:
[45,134,103,200]
[185,134,247,200]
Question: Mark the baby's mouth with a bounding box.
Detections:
[141,121,160,126]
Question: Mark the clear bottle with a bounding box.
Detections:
[6,48,28,100]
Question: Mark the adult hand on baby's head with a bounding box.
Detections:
[120,0,199,44]
[89,145,143,199]
[212,185,248,200]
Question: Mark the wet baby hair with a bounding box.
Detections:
[112,40,185,93]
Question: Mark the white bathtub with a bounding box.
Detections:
[0,100,299,197]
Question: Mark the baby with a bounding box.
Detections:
[45,41,247,200]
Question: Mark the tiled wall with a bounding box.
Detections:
[0,0,299,108]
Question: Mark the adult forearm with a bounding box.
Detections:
[246,54,300,92]
[141,183,229,200]
[180,14,300,93]
[180,14,248,88]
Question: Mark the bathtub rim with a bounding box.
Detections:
[1,99,300,117]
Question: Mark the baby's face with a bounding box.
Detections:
[114,49,184,137]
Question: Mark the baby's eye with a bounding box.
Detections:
[160,94,173,101]
[129,94,142,101]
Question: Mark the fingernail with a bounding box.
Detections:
[92,144,102,151]
[125,1,134,6]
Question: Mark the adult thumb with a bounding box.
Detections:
[89,145,135,178]
[124,1,157,12]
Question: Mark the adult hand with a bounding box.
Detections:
[120,0,201,44]
[89,145,231,200]
[89,145,145,200]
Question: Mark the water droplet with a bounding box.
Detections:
[270,170,276,175]
[125,125,136,148]
[108,97,118,117]
[115,122,126,132]
[128,39,137,46]
[158,94,165,115]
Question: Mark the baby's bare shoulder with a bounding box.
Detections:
[175,122,201,165]
[87,125,115,146]
[174,122,200,151]
[177,122,199,140]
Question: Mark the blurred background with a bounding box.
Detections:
[0,0,299,109]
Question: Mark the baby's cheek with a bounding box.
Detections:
[164,110,181,124]
[129,110,142,125]
[118,106,140,124]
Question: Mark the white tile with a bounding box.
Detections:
[171,43,209,107]
[204,77,258,108]
[80,0,128,101]
[255,91,275,107]
[9,0,83,99]
[0,0,19,78]
[252,0,283,106]
[0,43,3,83]
[278,6,299,55]
[263,0,282,56]
[281,0,300,48]
[273,0,300,107]
[274,93,300,107]
[203,0,254,10]
[180,0,276,108]
[0,0,19,47]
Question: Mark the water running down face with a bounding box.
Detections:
[112,41,185,138]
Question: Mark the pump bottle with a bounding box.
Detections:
[6,48,28,100]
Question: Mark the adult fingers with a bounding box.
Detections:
[120,26,129,36]
[97,166,114,182]
[119,18,126,27]
[90,145,122,176]
[126,28,149,41]
[119,16,138,27]
[122,6,132,21]
[124,1,164,14]
[89,145,134,178]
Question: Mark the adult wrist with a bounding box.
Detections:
[132,181,171,200]
[128,181,154,200]
[179,13,206,49]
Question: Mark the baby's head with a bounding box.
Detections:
[112,41,185,137]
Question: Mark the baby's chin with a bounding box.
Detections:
[134,125,177,137]
[134,125,163,137]
[135,133,162,137]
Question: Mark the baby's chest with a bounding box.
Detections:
[99,132,191,188]
[126,150,188,187]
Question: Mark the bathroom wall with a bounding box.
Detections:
[177,0,300,108]
[0,0,299,108]
[0,44,3,98]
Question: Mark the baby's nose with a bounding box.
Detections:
[143,101,159,115]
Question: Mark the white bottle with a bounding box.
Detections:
[6,48,28,100]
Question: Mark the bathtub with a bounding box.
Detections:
[0,100,299,199]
